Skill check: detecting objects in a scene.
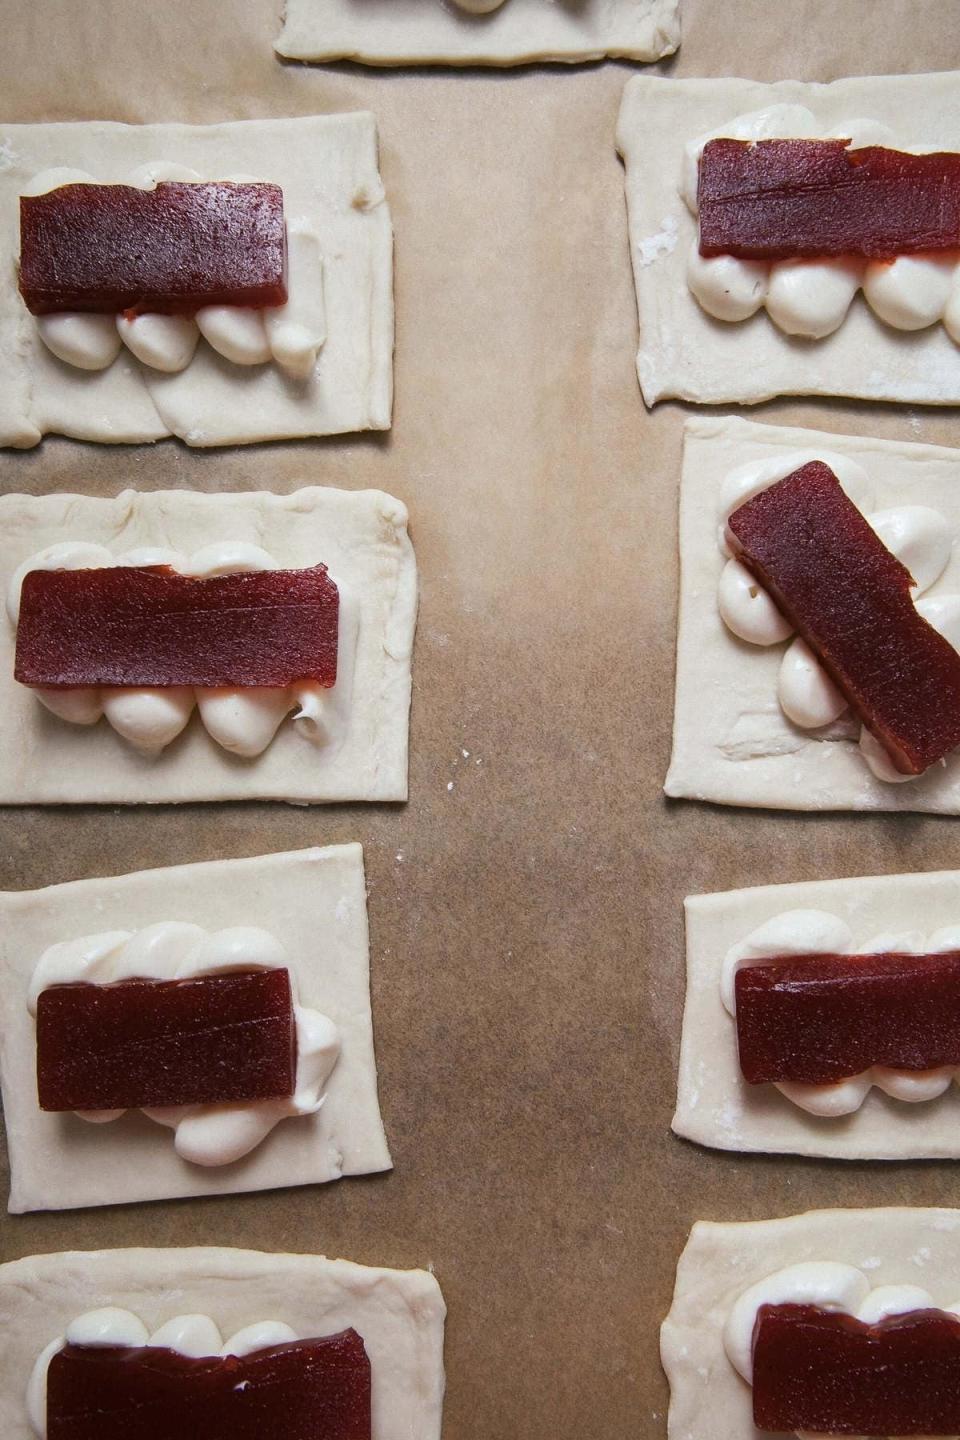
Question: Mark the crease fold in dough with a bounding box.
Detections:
[617,71,960,405]
[276,0,680,66]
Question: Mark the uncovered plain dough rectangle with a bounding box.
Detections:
[0,845,392,1212]
[666,414,960,813]
[617,71,960,405]
[662,1208,960,1440]
[276,0,680,67]
[0,1247,445,1440]
[0,114,393,447]
[0,485,416,805]
[676,870,960,1160]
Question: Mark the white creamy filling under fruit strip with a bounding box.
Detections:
[681,106,960,343]
[714,451,960,785]
[27,1306,302,1439]
[721,908,960,1116]
[8,540,357,758]
[22,164,326,378]
[28,923,340,1165]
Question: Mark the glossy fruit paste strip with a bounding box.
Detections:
[698,138,960,261]
[727,462,960,775]
[15,563,339,689]
[47,1331,372,1440]
[36,969,297,1111]
[19,181,287,316]
[752,1303,960,1434]
[735,950,960,1084]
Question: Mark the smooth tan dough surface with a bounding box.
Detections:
[0,846,392,1213]
[276,0,680,66]
[0,115,393,447]
[663,1208,960,1440]
[675,869,960,1159]
[617,71,960,406]
[0,486,416,805]
[0,1246,445,1439]
[666,415,960,813]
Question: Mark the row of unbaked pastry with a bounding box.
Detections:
[4,415,960,808]
[4,71,959,449]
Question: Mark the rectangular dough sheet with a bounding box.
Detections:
[617,71,960,405]
[666,414,960,813]
[0,115,393,447]
[0,1246,445,1440]
[0,485,416,805]
[676,869,960,1160]
[0,845,392,1213]
[276,0,680,66]
[663,1207,960,1440]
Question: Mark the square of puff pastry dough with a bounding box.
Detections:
[0,485,416,805]
[663,1207,960,1440]
[0,1246,445,1440]
[666,414,960,813]
[617,71,960,406]
[676,869,960,1160]
[0,115,393,447]
[0,845,392,1213]
[276,0,680,67]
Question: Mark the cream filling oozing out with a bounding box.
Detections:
[723,1261,960,1440]
[681,105,960,343]
[8,540,357,758]
[27,1306,306,1439]
[715,451,960,784]
[721,908,960,1116]
[28,922,341,1165]
[21,164,326,379]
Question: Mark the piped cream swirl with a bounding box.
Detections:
[716,454,960,784]
[29,923,340,1165]
[22,165,325,377]
[722,909,960,1116]
[682,106,960,343]
[8,541,355,758]
[27,1307,302,1439]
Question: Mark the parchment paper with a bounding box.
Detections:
[1,4,959,1438]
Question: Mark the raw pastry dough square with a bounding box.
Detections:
[617,71,960,405]
[662,1208,960,1440]
[0,485,416,805]
[676,869,960,1159]
[0,1246,445,1440]
[0,115,393,447]
[276,0,680,67]
[0,845,392,1212]
[666,414,960,813]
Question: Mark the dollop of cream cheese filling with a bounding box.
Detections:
[681,105,960,343]
[8,540,356,758]
[715,451,960,784]
[21,164,326,378]
[721,908,960,1115]
[27,1306,304,1439]
[28,922,341,1164]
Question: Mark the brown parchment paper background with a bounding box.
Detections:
[1,3,960,1436]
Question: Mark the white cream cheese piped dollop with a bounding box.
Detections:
[716,454,960,783]
[8,541,355,758]
[27,1308,303,1439]
[22,165,326,377]
[682,106,960,343]
[29,923,340,1165]
[722,910,960,1115]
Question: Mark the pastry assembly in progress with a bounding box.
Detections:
[6,2,960,1438]
[0,1247,446,1439]
[275,0,681,67]
[0,115,393,446]
[0,846,390,1211]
